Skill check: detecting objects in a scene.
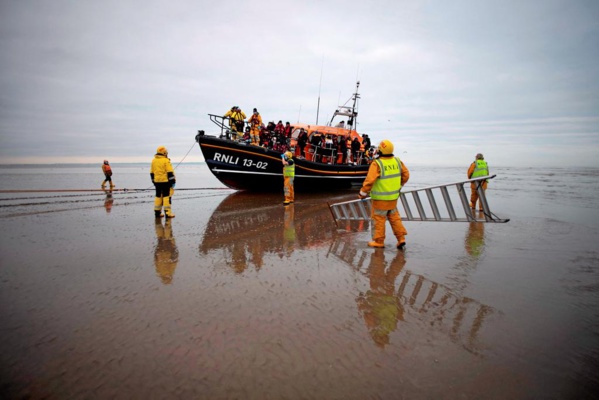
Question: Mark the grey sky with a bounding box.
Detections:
[1,0,598,166]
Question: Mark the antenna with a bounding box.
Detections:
[316,56,324,125]
[297,105,302,124]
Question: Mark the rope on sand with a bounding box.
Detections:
[0,187,230,194]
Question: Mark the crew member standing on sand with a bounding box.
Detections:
[282,151,295,206]
[467,153,489,212]
[101,160,114,189]
[151,146,176,218]
[359,139,410,249]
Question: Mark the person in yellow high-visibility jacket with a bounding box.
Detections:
[223,106,246,140]
[150,146,176,218]
[467,153,489,212]
[359,139,410,249]
[282,151,295,205]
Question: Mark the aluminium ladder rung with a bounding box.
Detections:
[328,175,509,224]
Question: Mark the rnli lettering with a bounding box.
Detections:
[384,164,399,172]
[214,152,239,165]
[213,152,268,170]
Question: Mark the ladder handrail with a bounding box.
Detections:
[331,175,496,207]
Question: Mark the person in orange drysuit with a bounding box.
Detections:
[101,160,114,189]
[248,108,263,145]
[359,139,410,249]
[467,153,489,212]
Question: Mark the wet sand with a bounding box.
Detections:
[1,167,598,399]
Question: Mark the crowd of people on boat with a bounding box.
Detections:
[223,106,374,165]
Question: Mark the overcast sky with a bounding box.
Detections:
[1,0,598,167]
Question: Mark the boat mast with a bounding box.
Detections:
[348,80,360,132]
[328,80,360,131]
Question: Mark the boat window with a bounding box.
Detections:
[291,128,301,140]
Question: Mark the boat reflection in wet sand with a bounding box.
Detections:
[199,191,368,273]
[195,82,371,191]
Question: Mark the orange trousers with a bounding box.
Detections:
[470,181,488,210]
[371,207,407,245]
[284,176,294,203]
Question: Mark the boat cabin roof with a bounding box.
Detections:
[290,123,362,142]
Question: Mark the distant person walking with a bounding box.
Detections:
[282,151,295,206]
[151,146,176,218]
[359,139,410,249]
[467,153,489,212]
[101,160,114,189]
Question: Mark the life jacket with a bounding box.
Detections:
[370,157,402,201]
[249,114,261,127]
[103,164,112,176]
[471,160,489,178]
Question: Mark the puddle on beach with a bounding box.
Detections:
[1,188,598,399]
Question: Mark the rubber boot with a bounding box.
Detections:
[101,180,106,189]
[388,209,407,250]
[163,196,175,218]
[396,237,406,250]
[154,197,164,217]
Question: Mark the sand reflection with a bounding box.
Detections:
[154,219,178,284]
[329,237,496,353]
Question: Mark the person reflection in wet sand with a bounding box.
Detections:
[465,222,485,259]
[154,219,179,284]
[283,205,296,257]
[231,242,248,274]
[104,190,114,213]
[357,250,406,348]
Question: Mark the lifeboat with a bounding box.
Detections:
[195,82,373,192]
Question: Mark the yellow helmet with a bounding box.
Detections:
[285,151,293,159]
[377,139,394,155]
[156,146,168,155]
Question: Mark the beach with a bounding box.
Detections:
[1,164,598,399]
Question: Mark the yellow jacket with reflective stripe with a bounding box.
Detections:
[150,154,175,183]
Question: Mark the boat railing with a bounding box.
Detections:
[208,113,238,140]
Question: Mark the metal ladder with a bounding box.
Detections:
[328,175,509,223]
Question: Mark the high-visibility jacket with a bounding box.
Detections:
[151,154,176,184]
[370,157,402,200]
[470,160,489,178]
[283,162,295,177]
